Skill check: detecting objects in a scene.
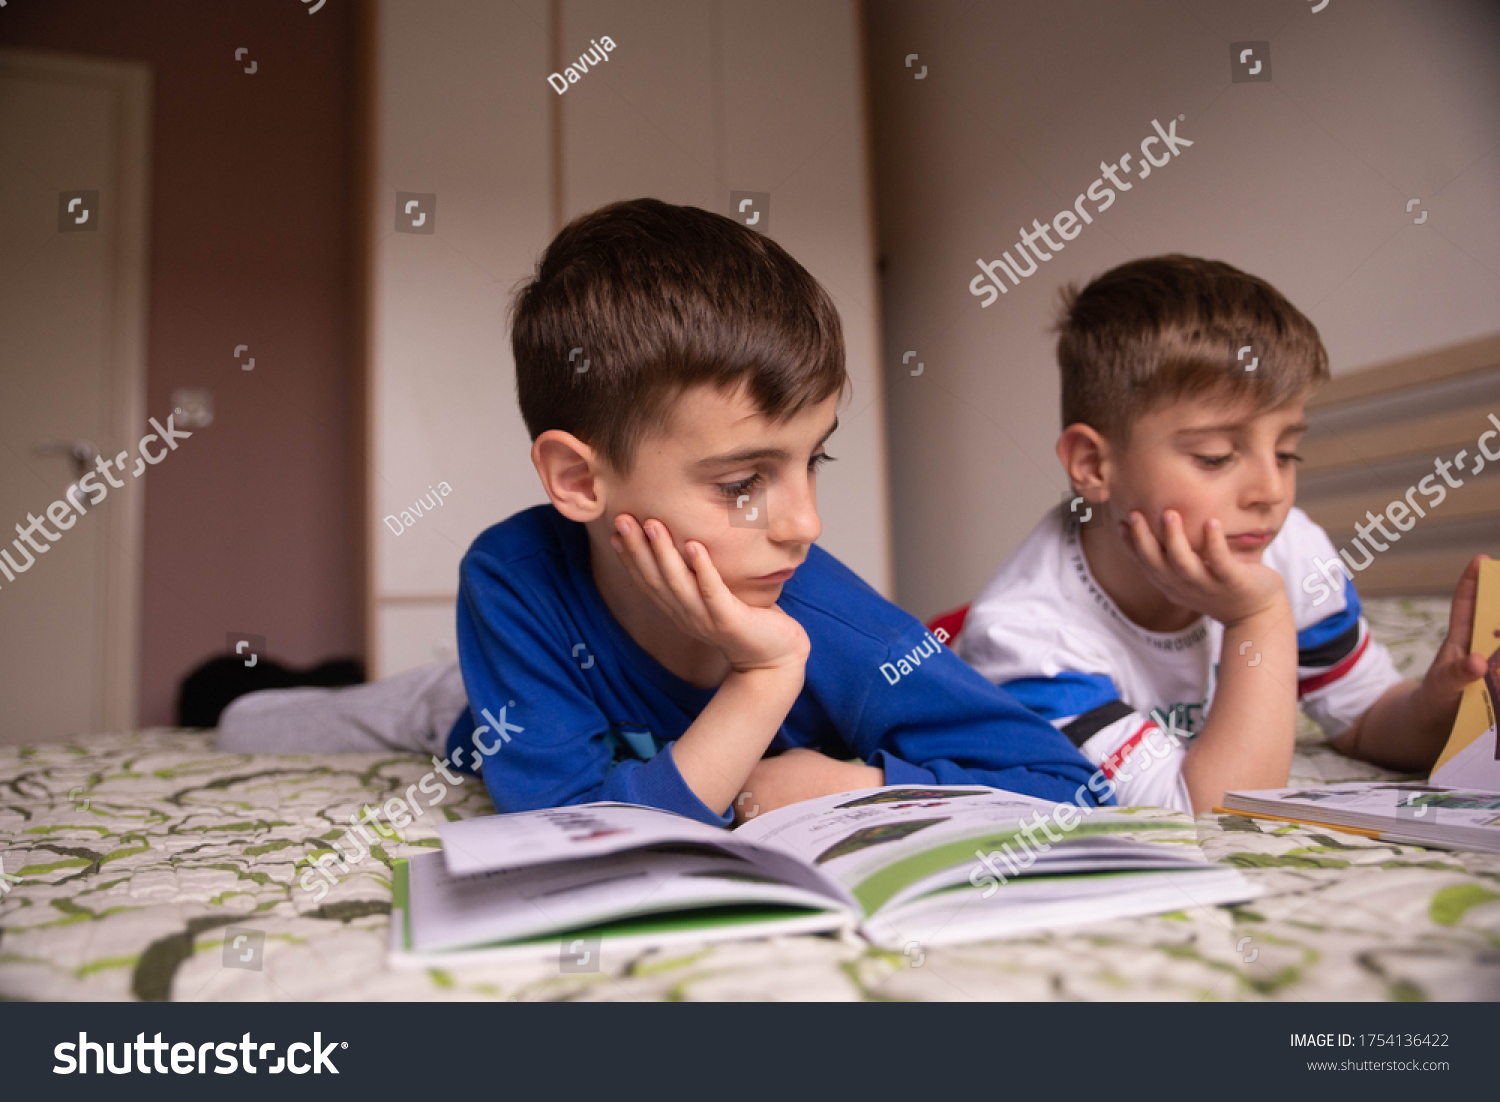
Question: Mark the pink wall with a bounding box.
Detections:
[1,0,368,724]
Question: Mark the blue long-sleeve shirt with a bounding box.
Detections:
[445,505,1106,826]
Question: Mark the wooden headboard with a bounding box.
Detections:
[1298,332,1500,597]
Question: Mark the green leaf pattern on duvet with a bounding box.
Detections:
[0,600,1496,1001]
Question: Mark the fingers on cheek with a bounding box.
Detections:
[1131,516,1163,560]
[1138,514,1165,550]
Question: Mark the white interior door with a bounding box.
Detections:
[0,48,151,742]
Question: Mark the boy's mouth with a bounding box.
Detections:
[1225,528,1275,551]
[749,567,798,584]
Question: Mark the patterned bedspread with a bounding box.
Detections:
[2,598,1498,1001]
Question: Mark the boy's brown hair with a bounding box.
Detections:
[511,198,847,473]
[1053,254,1329,442]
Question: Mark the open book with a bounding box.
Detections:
[1222,560,1500,853]
[1218,782,1500,854]
[390,784,1256,966]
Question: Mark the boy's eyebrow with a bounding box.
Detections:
[1174,419,1309,437]
[694,417,839,469]
[1171,424,1247,439]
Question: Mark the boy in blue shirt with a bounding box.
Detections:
[444,198,1102,825]
[224,198,1103,826]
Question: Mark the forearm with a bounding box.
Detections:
[735,748,884,824]
[1330,680,1449,772]
[786,757,884,804]
[1182,605,1297,814]
[671,664,806,815]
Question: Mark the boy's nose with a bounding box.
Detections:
[1244,451,1291,506]
[770,478,822,545]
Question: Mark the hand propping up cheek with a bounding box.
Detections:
[610,514,809,672]
[1123,509,1287,627]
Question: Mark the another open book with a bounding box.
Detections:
[1222,559,1500,854]
[1219,782,1500,854]
[390,785,1256,965]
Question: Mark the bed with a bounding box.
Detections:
[3,595,1497,1002]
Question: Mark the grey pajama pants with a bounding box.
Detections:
[215,660,468,758]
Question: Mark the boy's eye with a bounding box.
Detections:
[1278,451,1304,465]
[715,454,833,500]
[716,472,763,500]
[1194,454,1232,469]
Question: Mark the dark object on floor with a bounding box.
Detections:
[177,656,366,728]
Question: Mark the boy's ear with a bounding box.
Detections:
[1056,423,1111,503]
[532,430,607,522]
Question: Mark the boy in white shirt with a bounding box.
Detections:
[957,254,1489,814]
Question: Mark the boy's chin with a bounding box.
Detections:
[730,582,784,608]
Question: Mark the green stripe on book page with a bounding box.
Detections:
[923,866,1183,899]
[849,820,1187,916]
[448,904,833,955]
[393,859,412,950]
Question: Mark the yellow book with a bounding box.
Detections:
[1431,558,1500,788]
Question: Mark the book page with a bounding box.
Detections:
[733,784,1050,867]
[405,846,845,952]
[1232,782,1500,828]
[734,785,1198,916]
[437,802,739,876]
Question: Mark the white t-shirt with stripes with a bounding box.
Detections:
[956,505,1404,813]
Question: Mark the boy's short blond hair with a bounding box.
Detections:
[1054,254,1329,442]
